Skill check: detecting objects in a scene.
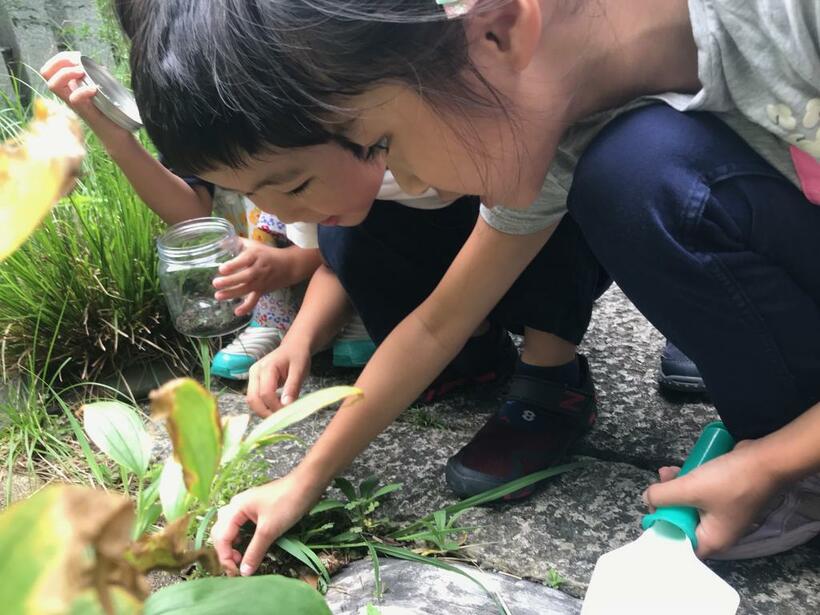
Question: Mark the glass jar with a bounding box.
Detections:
[157,217,251,338]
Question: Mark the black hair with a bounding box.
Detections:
[116,0,510,174]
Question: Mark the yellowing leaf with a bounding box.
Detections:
[150,379,222,503]
[69,587,143,615]
[0,485,146,615]
[0,99,84,261]
[126,516,219,575]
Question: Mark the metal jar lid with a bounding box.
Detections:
[80,56,143,133]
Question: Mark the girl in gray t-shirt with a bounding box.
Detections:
[119,0,820,577]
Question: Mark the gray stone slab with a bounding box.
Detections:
[4,0,57,94]
[211,392,820,615]
[325,558,581,615]
[578,286,720,470]
[0,470,43,509]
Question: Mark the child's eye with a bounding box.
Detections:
[365,136,390,160]
[287,180,312,197]
[352,136,390,163]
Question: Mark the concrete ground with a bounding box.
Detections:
[205,286,819,614]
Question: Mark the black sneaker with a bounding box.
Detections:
[659,341,707,393]
[445,355,597,499]
[419,324,518,404]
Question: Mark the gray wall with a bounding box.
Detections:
[0,0,114,103]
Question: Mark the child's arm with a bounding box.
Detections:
[41,52,211,224]
[212,218,556,575]
[245,263,353,416]
[212,242,322,317]
[644,400,820,558]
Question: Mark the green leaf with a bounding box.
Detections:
[82,400,152,478]
[333,477,357,501]
[366,605,382,615]
[309,499,347,515]
[276,536,330,587]
[220,414,250,466]
[302,523,336,542]
[140,472,162,512]
[159,457,188,522]
[150,379,222,503]
[133,503,162,540]
[358,476,380,499]
[243,386,362,451]
[365,541,382,600]
[328,530,362,544]
[390,461,589,539]
[371,483,403,500]
[134,472,163,538]
[372,545,509,615]
[144,575,331,615]
[251,433,301,448]
[194,507,218,551]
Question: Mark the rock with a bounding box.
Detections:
[0,471,44,508]
[325,558,581,615]
[144,283,820,615]
[577,286,720,470]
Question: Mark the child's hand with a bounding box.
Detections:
[211,473,323,576]
[213,240,302,316]
[246,342,311,417]
[39,52,131,146]
[643,440,781,558]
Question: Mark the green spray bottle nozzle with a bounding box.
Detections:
[642,421,736,549]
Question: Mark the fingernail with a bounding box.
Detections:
[641,490,649,507]
[282,395,293,405]
[240,563,253,577]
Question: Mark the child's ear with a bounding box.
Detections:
[466,0,543,72]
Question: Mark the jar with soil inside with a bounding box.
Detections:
[157,217,251,338]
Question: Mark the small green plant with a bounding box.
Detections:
[333,476,403,535]
[545,567,564,590]
[81,381,362,544]
[394,509,474,555]
[400,407,447,430]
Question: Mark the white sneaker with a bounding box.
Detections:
[210,325,282,380]
[712,474,820,560]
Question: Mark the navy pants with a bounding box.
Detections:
[319,197,607,347]
[570,105,820,440]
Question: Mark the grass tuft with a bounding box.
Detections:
[0,88,193,381]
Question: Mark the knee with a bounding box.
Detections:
[568,105,706,249]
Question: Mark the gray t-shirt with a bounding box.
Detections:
[481,0,820,235]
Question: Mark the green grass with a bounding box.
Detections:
[0,90,193,382]
[0,366,118,506]
[399,407,449,430]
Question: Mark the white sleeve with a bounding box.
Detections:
[285,222,319,249]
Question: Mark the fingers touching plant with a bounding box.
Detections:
[81,380,362,545]
[0,485,332,615]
